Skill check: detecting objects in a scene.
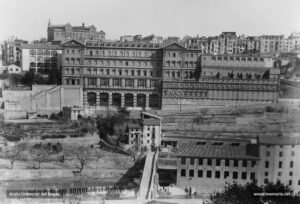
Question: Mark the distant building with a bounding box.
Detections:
[0,64,22,74]
[47,21,105,43]
[142,35,164,44]
[20,44,62,71]
[1,39,28,66]
[127,111,162,151]
[62,106,83,121]
[120,35,142,42]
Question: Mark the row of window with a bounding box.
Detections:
[165,52,200,59]
[29,50,58,56]
[81,68,159,77]
[265,161,294,168]
[266,150,295,157]
[86,50,157,58]
[30,56,57,62]
[30,62,57,68]
[85,41,160,48]
[84,59,160,67]
[210,56,264,62]
[180,169,254,180]
[86,78,158,88]
[65,58,81,64]
[164,70,194,79]
[181,158,257,168]
[165,61,197,68]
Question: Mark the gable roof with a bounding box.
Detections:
[162,42,187,50]
[61,39,86,47]
[176,141,259,160]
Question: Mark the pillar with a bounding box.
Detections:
[96,92,100,106]
[146,79,150,88]
[121,93,125,107]
[146,93,149,109]
[108,92,112,106]
[134,79,138,88]
[97,78,100,87]
[133,93,137,108]
[121,78,125,87]
[84,77,88,86]
[109,78,113,87]
[83,91,87,106]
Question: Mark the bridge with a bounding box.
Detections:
[137,149,159,201]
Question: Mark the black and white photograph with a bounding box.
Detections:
[0,0,300,203]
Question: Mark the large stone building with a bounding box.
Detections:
[47,22,105,43]
[161,43,280,110]
[20,44,62,71]
[61,39,163,114]
[159,135,300,196]
[61,39,280,112]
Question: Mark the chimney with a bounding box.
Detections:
[82,23,85,27]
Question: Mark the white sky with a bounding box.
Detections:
[0,0,300,42]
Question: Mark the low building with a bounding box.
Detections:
[0,64,22,74]
[175,140,259,195]
[127,111,162,151]
[258,135,300,194]
[62,106,83,121]
[20,44,62,71]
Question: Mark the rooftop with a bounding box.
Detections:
[21,44,61,50]
[176,141,259,160]
[259,135,300,145]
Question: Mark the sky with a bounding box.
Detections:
[0,0,300,42]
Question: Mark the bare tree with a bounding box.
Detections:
[35,148,49,169]
[7,147,20,169]
[72,146,89,174]
[95,148,102,169]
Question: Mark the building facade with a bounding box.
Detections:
[61,39,163,113]
[258,136,300,194]
[175,140,260,195]
[47,22,105,43]
[21,44,62,71]
[1,39,28,66]
[128,112,162,151]
[61,40,280,112]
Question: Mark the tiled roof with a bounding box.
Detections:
[21,44,61,50]
[176,141,259,160]
[259,136,300,145]
[143,119,160,126]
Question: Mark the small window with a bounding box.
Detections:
[289,171,293,176]
[181,158,186,165]
[234,160,239,167]
[206,170,212,178]
[279,161,282,168]
[233,171,238,179]
[265,161,269,168]
[289,180,292,186]
[207,159,212,166]
[243,160,247,167]
[224,171,229,179]
[216,159,221,166]
[290,161,294,168]
[225,159,230,167]
[252,161,256,167]
[278,172,282,176]
[198,158,203,165]
[291,151,295,156]
[190,158,194,165]
[279,152,283,157]
[189,169,194,177]
[198,170,203,178]
[181,169,186,177]
[250,172,255,180]
[264,178,269,184]
[215,171,220,179]
[242,172,247,180]
[265,172,269,176]
[266,151,270,157]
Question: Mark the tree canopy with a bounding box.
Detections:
[210,181,300,204]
